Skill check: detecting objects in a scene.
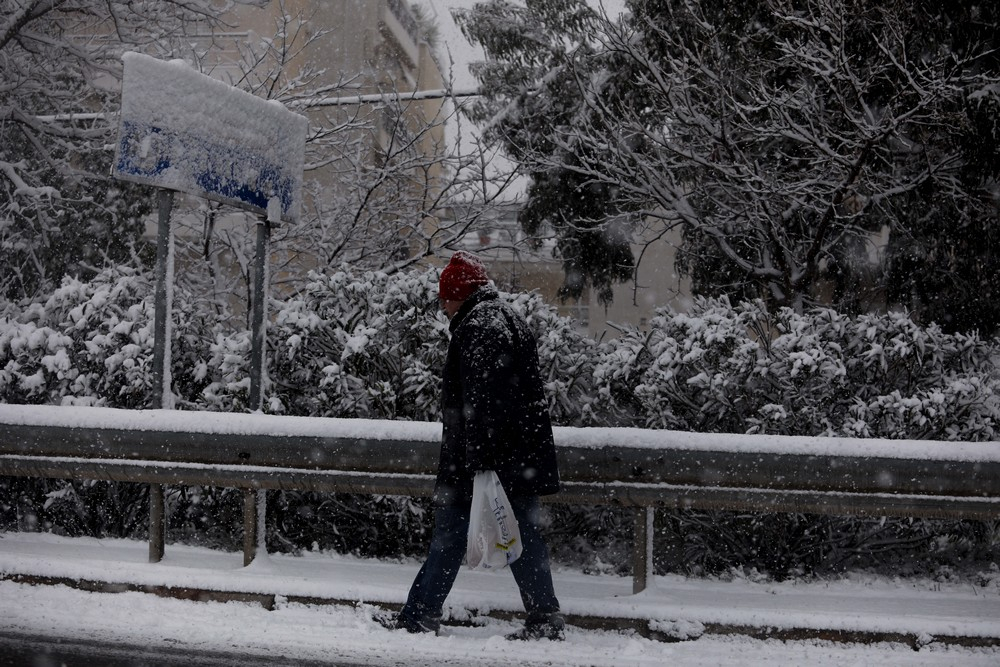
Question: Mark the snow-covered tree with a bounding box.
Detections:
[0,0,251,303]
[456,0,1000,326]
[454,0,634,305]
[880,1,1000,334]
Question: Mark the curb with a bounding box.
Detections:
[5,572,998,650]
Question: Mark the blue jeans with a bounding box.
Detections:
[400,495,560,630]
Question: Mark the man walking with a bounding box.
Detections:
[386,251,564,640]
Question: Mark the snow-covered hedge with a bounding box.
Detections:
[593,299,999,441]
[264,268,448,421]
[4,269,997,441]
[0,267,157,407]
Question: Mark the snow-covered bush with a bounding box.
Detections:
[0,268,157,407]
[199,329,254,412]
[630,299,764,432]
[0,265,221,410]
[576,299,1000,578]
[588,297,1000,442]
[196,267,598,425]
[748,307,999,440]
[263,267,448,420]
[11,270,992,441]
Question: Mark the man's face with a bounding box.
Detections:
[440,297,463,320]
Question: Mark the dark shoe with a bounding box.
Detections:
[376,611,439,635]
[506,613,565,641]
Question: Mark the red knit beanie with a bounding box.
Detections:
[439,251,489,301]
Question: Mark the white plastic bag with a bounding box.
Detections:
[466,470,523,570]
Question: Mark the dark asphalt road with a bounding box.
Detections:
[0,633,367,667]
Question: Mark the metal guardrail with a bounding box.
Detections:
[1,405,999,593]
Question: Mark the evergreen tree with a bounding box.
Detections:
[881,0,1000,334]
[0,0,238,303]
[457,0,1000,326]
[454,0,636,305]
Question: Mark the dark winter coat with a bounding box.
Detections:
[433,285,560,507]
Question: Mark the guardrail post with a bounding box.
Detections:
[243,488,266,566]
[149,483,166,563]
[632,506,654,594]
[243,488,257,566]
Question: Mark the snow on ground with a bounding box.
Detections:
[1,532,998,666]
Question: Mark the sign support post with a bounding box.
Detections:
[150,189,174,411]
[248,217,270,413]
[149,188,173,563]
[244,214,271,565]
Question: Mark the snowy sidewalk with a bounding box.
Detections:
[1,531,998,648]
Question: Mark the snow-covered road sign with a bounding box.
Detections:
[112,52,307,225]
